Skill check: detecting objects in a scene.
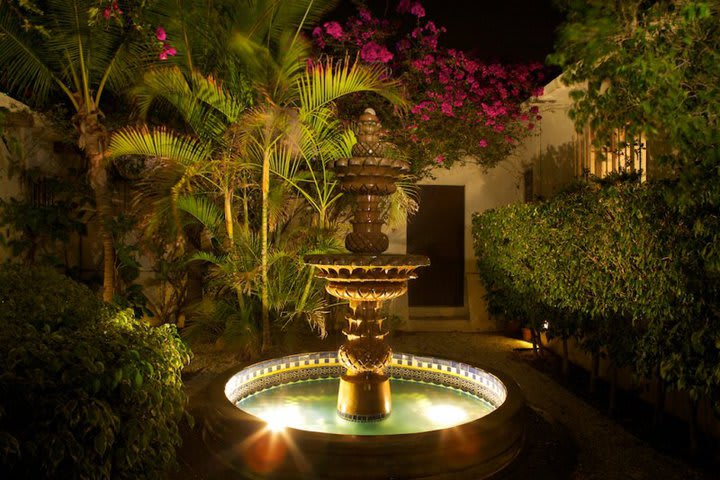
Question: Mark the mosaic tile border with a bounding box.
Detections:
[225,352,507,408]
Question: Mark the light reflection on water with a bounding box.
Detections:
[236,378,494,435]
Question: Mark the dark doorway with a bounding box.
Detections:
[407,185,465,307]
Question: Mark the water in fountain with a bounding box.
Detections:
[237,378,494,435]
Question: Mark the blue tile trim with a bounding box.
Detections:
[224,351,507,408]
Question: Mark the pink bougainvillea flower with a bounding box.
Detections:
[528,123,535,130]
[358,8,372,21]
[397,0,412,13]
[324,21,344,40]
[396,38,411,51]
[103,7,111,20]
[360,42,393,63]
[478,139,488,148]
[159,44,177,60]
[156,27,167,42]
[410,2,426,18]
[311,27,325,48]
[435,154,445,164]
[505,135,514,144]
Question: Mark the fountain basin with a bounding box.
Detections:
[203,352,525,479]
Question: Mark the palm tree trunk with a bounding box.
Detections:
[83,114,115,302]
[297,266,315,314]
[242,183,250,236]
[93,174,115,302]
[224,189,234,241]
[260,151,271,352]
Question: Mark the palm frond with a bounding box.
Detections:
[133,66,193,119]
[176,195,224,237]
[190,70,248,121]
[297,58,408,115]
[186,250,228,266]
[386,175,420,228]
[0,4,60,105]
[109,126,212,167]
[269,31,311,102]
[264,0,337,41]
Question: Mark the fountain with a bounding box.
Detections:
[204,109,526,479]
[305,108,430,422]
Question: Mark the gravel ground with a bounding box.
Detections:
[181,331,710,480]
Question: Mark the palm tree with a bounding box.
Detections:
[111,58,404,350]
[0,0,156,300]
[109,0,407,351]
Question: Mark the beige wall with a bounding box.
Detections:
[514,75,580,200]
[388,159,524,332]
[387,75,583,332]
[0,93,86,266]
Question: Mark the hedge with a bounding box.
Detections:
[0,265,191,479]
[473,179,719,416]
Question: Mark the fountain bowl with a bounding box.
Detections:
[202,351,525,479]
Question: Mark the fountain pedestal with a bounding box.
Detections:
[305,109,428,421]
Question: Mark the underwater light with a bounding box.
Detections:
[262,406,301,432]
[425,404,469,427]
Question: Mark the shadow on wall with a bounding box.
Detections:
[529,141,576,200]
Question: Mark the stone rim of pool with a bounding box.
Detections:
[203,351,526,479]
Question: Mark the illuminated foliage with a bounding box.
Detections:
[0,265,191,479]
[312,1,546,174]
[473,179,720,409]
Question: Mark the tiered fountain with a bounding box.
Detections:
[304,108,430,422]
[206,109,526,480]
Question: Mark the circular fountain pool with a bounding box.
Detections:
[237,377,494,435]
[205,351,525,479]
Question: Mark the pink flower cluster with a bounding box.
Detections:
[155,26,177,60]
[397,0,426,18]
[312,8,395,64]
[312,2,546,169]
[102,1,122,21]
[360,42,394,63]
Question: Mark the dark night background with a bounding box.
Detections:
[330,0,564,64]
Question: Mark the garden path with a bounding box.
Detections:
[390,332,708,480]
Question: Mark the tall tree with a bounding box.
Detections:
[0,0,156,300]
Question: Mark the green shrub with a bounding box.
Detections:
[0,265,191,479]
[472,179,718,403]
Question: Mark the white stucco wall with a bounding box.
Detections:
[518,75,579,199]
[385,75,583,333]
[387,158,524,332]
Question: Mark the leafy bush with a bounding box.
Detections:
[0,265,191,479]
[472,179,718,407]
